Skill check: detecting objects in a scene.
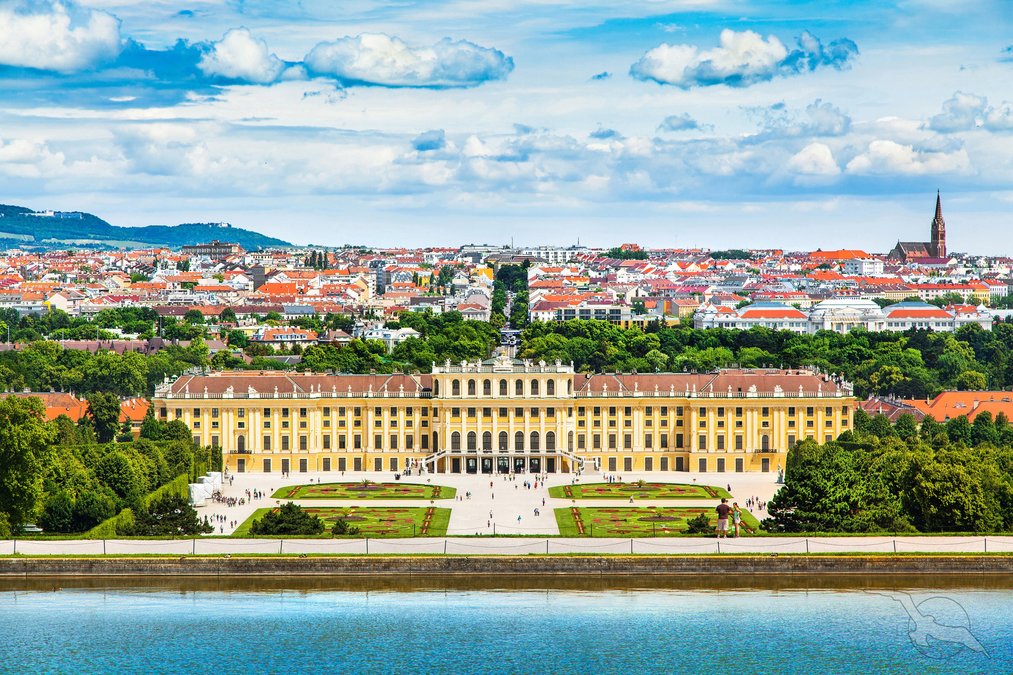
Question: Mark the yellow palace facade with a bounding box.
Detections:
[152,355,855,475]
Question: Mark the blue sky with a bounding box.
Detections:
[1,0,1012,252]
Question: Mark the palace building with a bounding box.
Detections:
[152,356,855,476]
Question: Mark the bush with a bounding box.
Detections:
[331,518,360,536]
[685,513,712,535]
[250,503,324,536]
[118,494,212,537]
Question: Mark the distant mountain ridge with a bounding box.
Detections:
[0,204,290,250]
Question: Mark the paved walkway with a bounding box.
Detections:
[197,469,783,536]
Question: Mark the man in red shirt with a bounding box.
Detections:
[715,498,731,538]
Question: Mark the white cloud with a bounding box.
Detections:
[927,91,986,132]
[787,142,839,175]
[0,0,121,72]
[984,101,1013,131]
[303,33,513,88]
[198,28,286,84]
[845,140,970,175]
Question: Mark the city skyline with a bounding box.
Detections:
[1,1,1013,252]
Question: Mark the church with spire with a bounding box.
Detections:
[889,192,948,262]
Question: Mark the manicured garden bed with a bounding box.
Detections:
[548,482,732,500]
[235,506,451,537]
[554,506,761,537]
[271,482,455,500]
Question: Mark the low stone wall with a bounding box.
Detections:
[1,555,1012,577]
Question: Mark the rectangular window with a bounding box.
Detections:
[211,408,219,418]
[374,407,382,417]
[675,433,684,448]
[374,458,382,472]
[406,436,413,450]
[354,434,362,449]
[717,458,725,473]
[421,435,429,450]
[660,433,668,449]
[735,436,743,451]
[374,434,383,449]
[323,435,331,450]
[322,458,331,472]
[339,436,346,449]
[578,435,586,449]
[282,408,289,417]
[237,408,245,418]
[299,436,307,451]
[281,437,289,451]
[717,436,725,450]
[468,407,476,418]
[300,407,307,417]
[698,458,707,472]
[645,433,653,449]
[698,435,707,450]
[593,434,601,449]
[263,435,271,451]
[735,407,743,417]
[390,435,398,450]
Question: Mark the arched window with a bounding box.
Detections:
[545,431,555,450]
[547,380,555,396]
[567,431,574,450]
[531,380,539,396]
[499,379,508,396]
[237,435,246,452]
[483,379,491,396]
[451,432,461,450]
[467,380,476,396]
[433,381,440,396]
[452,380,460,396]
[761,434,769,451]
[499,431,508,451]
[467,431,477,450]
[530,431,540,450]
[515,431,524,451]
[433,431,439,449]
[515,380,523,396]
[567,380,572,394]
[482,431,492,450]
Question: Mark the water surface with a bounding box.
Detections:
[2,577,1008,673]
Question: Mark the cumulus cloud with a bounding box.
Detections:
[304,34,513,88]
[589,127,622,140]
[0,0,121,72]
[750,99,851,139]
[845,140,970,175]
[412,129,446,152]
[629,29,857,88]
[197,28,286,84]
[786,142,839,175]
[657,113,711,132]
[927,91,1013,133]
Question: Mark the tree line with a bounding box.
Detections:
[764,408,1013,533]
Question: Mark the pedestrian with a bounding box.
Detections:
[715,498,731,538]
[732,502,750,537]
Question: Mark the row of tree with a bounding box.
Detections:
[518,319,1013,398]
[765,410,1013,533]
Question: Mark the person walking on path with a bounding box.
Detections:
[715,498,731,538]
[732,502,750,537]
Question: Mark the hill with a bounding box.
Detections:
[0,204,290,250]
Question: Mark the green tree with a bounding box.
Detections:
[121,493,213,536]
[955,370,987,391]
[945,415,973,446]
[971,411,1000,446]
[219,307,238,324]
[184,309,204,325]
[0,396,56,530]
[87,392,123,443]
[249,502,324,535]
[40,491,75,532]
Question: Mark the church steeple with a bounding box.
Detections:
[931,190,946,258]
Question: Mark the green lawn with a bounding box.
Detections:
[554,506,761,537]
[235,506,451,537]
[271,482,456,500]
[548,482,732,500]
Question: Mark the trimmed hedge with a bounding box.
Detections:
[84,474,190,539]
